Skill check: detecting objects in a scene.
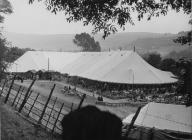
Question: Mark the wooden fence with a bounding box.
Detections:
[0,79,80,134]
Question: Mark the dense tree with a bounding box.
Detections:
[160,58,177,74]
[73,33,101,52]
[29,0,191,38]
[173,19,192,46]
[0,0,12,23]
[165,48,192,60]
[0,36,8,79]
[0,0,12,80]
[176,58,192,106]
[145,52,162,68]
[174,31,191,45]
[5,47,34,63]
[172,19,191,105]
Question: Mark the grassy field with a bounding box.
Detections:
[0,99,62,140]
[0,80,139,140]
[15,80,138,119]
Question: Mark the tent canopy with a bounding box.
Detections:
[123,102,192,133]
[8,51,177,84]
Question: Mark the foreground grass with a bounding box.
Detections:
[0,99,62,140]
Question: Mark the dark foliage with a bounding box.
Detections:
[29,0,191,38]
[176,58,192,94]
[160,58,177,74]
[0,0,12,23]
[0,41,34,80]
[173,19,192,46]
[0,0,13,80]
[61,105,123,140]
[73,33,101,52]
[165,48,192,60]
[5,47,34,63]
[145,52,162,68]
[176,58,192,106]
[174,31,192,45]
[0,36,8,79]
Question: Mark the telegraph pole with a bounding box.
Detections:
[48,57,49,72]
[133,46,136,52]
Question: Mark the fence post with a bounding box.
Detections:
[18,79,36,113]
[27,93,40,117]
[0,79,7,97]
[4,75,16,103]
[77,94,86,110]
[45,97,57,128]
[27,90,33,100]
[12,86,22,106]
[38,84,56,124]
[52,102,64,133]
[15,88,24,108]
[125,106,142,137]
[70,103,74,112]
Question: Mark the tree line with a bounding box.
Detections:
[143,52,191,101]
[0,38,34,79]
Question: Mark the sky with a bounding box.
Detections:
[3,0,191,35]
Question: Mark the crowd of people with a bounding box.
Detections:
[8,72,188,105]
[65,76,188,105]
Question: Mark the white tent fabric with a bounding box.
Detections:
[78,52,176,84]
[8,51,81,72]
[122,102,192,133]
[8,51,45,72]
[8,51,177,84]
[40,51,81,72]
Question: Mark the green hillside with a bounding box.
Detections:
[3,32,188,56]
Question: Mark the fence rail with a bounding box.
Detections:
[0,80,80,134]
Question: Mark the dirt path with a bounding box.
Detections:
[0,99,62,140]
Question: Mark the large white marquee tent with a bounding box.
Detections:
[123,102,192,133]
[8,51,177,84]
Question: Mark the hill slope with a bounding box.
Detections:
[3,32,187,56]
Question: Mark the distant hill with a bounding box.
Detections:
[3,31,188,56]
[3,32,79,51]
[128,36,186,55]
[165,46,192,60]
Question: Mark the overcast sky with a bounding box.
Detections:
[3,0,191,35]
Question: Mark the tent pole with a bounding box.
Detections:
[132,71,134,94]
[48,57,49,72]
[125,106,142,137]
